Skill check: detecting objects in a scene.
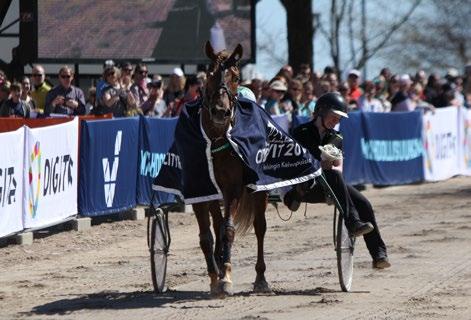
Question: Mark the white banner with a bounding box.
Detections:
[423,107,461,181]
[458,108,471,175]
[23,118,79,229]
[0,127,25,237]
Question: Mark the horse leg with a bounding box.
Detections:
[219,198,237,296]
[193,202,220,295]
[253,193,271,293]
[209,200,224,276]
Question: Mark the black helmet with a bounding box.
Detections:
[314,92,348,118]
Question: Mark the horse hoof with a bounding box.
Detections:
[253,280,272,294]
[219,280,233,296]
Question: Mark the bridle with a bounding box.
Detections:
[202,60,237,124]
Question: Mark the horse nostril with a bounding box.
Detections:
[224,109,232,118]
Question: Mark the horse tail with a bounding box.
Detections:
[234,188,268,235]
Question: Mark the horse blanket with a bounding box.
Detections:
[152,98,321,204]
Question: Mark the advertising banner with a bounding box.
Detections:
[0,128,24,237]
[458,108,471,175]
[23,119,79,229]
[79,118,139,216]
[137,116,177,205]
[341,111,424,185]
[423,107,461,181]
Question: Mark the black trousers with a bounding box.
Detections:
[302,169,387,260]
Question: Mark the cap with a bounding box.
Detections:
[269,80,287,92]
[446,68,459,78]
[399,74,412,85]
[103,59,115,69]
[237,86,256,102]
[348,69,361,78]
[173,67,184,77]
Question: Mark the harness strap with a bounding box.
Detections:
[211,142,231,154]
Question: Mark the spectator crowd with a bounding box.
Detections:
[1,60,471,120]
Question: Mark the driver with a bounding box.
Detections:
[284,92,390,269]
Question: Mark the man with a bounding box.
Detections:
[45,66,86,116]
[347,69,363,105]
[0,82,30,118]
[30,64,51,115]
[284,92,390,269]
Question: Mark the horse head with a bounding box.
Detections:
[204,41,243,127]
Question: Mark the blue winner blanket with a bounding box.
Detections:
[152,98,321,204]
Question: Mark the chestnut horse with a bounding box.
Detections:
[191,41,270,297]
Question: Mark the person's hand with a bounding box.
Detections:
[53,95,65,107]
[65,99,78,109]
[321,159,334,170]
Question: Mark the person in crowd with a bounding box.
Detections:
[338,81,355,111]
[20,76,36,113]
[130,63,150,107]
[297,63,311,83]
[410,83,435,113]
[324,72,339,92]
[163,67,185,108]
[280,79,303,116]
[358,80,384,112]
[30,64,51,116]
[276,65,294,83]
[373,75,391,111]
[141,79,167,117]
[249,78,263,104]
[120,61,134,92]
[391,74,414,112]
[0,80,10,109]
[387,74,400,104]
[45,66,86,116]
[414,70,428,90]
[85,87,96,115]
[196,71,207,87]
[0,82,30,118]
[432,82,458,108]
[96,59,115,102]
[283,92,390,269]
[346,69,363,105]
[262,80,287,115]
[424,73,441,106]
[95,66,137,117]
[165,75,203,117]
[297,81,317,117]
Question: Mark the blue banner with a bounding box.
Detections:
[137,116,177,205]
[340,111,424,185]
[79,118,139,216]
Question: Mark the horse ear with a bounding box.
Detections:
[205,41,218,61]
[225,44,243,68]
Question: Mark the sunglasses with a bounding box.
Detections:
[32,73,43,77]
[123,68,133,72]
[60,74,72,79]
[138,70,148,74]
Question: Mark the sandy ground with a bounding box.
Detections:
[1,176,470,320]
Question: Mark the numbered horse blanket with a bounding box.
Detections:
[152,98,321,204]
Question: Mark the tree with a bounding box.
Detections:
[280,0,313,74]
[317,0,421,77]
[385,0,471,71]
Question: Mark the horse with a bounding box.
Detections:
[191,41,270,297]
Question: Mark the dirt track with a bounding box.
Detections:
[1,177,470,319]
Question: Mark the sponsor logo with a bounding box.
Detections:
[361,138,424,162]
[27,141,75,218]
[28,142,41,218]
[0,167,17,208]
[102,131,122,207]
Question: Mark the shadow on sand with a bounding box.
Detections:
[24,286,352,316]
